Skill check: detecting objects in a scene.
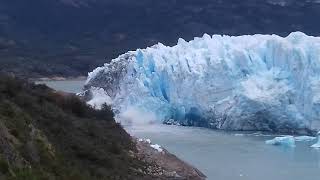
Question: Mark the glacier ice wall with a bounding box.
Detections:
[84,32,320,133]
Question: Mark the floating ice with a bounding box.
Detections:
[311,131,320,148]
[265,136,296,147]
[294,136,316,142]
[85,32,320,132]
[311,141,320,148]
[234,132,274,137]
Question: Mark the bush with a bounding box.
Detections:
[0,74,151,180]
[0,157,9,174]
[10,168,39,180]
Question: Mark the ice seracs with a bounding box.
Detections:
[84,32,320,133]
[266,136,296,147]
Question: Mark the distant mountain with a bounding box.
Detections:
[0,0,320,77]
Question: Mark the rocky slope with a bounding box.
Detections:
[0,74,205,180]
[135,139,206,180]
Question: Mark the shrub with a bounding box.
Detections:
[0,157,9,174]
[0,74,151,179]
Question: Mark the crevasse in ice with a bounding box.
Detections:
[84,32,320,133]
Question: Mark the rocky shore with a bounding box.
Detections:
[25,77,207,179]
[134,139,206,180]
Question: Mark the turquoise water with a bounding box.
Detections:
[40,80,320,180]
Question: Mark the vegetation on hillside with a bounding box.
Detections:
[0,74,153,179]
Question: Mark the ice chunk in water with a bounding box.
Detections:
[266,136,295,147]
[311,132,320,148]
[294,136,316,142]
[311,142,320,148]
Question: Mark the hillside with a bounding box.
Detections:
[0,0,320,77]
[0,74,154,179]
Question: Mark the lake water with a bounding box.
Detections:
[38,80,320,180]
[36,80,85,93]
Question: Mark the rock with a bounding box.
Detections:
[135,138,206,180]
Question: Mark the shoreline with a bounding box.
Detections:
[134,138,206,179]
[30,76,87,82]
[32,81,206,179]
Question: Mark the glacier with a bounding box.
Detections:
[84,32,320,134]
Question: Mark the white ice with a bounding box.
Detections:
[294,136,316,142]
[138,138,151,144]
[86,87,112,109]
[266,136,296,147]
[138,139,163,152]
[311,131,320,148]
[85,32,320,132]
[150,144,163,152]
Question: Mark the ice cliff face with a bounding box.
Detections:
[84,32,320,133]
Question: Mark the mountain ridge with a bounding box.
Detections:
[1,0,320,77]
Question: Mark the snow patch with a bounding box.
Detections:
[138,138,151,144]
[138,138,163,152]
[150,144,163,152]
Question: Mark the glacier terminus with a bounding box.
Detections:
[84,32,320,134]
